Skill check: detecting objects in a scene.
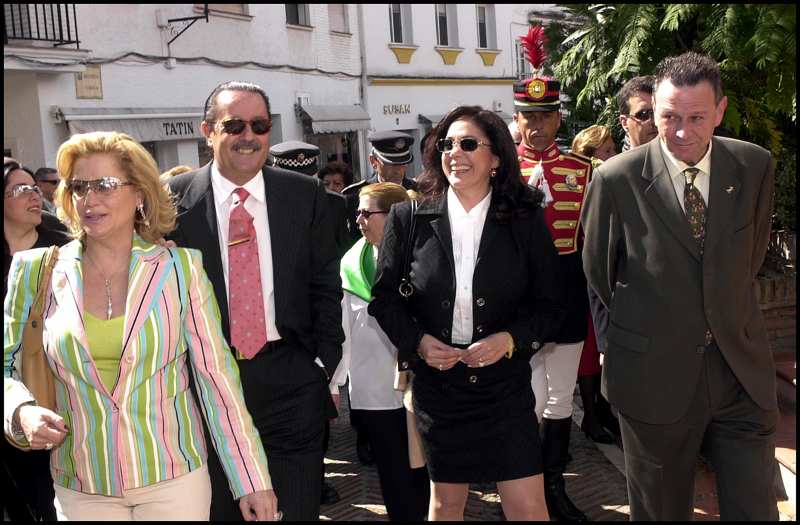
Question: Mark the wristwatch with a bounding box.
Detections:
[11,400,36,441]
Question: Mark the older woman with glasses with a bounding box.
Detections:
[3,158,69,521]
[369,106,564,520]
[4,132,280,521]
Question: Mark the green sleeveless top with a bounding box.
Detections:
[84,311,125,392]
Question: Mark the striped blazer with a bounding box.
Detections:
[3,236,271,498]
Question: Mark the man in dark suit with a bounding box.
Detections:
[582,52,778,521]
[168,81,344,521]
[268,139,346,507]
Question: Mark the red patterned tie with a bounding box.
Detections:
[228,188,268,359]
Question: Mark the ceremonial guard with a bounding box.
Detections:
[513,26,592,522]
[342,131,417,241]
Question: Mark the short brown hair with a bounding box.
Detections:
[55,131,177,242]
[655,52,723,102]
[617,76,654,115]
[571,125,613,158]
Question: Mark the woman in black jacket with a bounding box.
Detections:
[369,106,564,520]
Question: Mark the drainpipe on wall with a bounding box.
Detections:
[356,4,370,182]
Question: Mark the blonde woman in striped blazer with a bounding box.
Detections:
[3,132,280,521]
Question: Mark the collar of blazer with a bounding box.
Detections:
[50,235,175,399]
[641,137,743,261]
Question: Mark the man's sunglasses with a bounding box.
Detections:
[4,184,43,199]
[213,118,272,135]
[66,177,134,198]
[627,109,654,122]
[356,209,388,219]
[436,137,491,153]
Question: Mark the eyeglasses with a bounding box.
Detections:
[627,109,654,122]
[66,177,134,198]
[213,118,272,135]
[356,209,388,219]
[4,184,43,199]
[38,179,59,186]
[436,137,491,153]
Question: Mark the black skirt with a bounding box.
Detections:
[411,360,542,483]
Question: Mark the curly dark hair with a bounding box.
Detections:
[318,160,353,187]
[417,105,542,222]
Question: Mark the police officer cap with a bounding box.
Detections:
[270,141,320,175]
[369,131,414,165]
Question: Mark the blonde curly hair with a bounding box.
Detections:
[55,131,176,243]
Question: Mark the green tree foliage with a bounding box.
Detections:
[551,4,796,232]
[552,4,795,154]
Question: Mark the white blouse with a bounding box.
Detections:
[446,187,492,345]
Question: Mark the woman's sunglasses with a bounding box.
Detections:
[436,137,491,153]
[627,109,654,122]
[356,209,388,219]
[4,184,43,199]
[67,177,134,198]
[213,118,272,135]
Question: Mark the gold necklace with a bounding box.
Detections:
[84,250,125,320]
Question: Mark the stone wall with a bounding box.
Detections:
[756,273,797,358]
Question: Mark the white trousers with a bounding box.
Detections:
[54,463,211,521]
[530,341,584,421]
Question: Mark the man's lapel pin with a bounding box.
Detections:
[725,186,735,194]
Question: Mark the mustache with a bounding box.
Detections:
[233,141,262,152]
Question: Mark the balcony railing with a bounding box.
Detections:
[4,4,80,48]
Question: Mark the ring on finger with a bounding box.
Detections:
[44,442,53,450]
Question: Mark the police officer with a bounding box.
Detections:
[513,75,591,522]
[341,131,417,241]
[270,141,352,259]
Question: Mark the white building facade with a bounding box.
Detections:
[4,4,566,180]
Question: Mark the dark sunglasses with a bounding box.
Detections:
[38,179,59,185]
[356,209,388,219]
[4,184,43,199]
[67,177,134,198]
[214,118,272,135]
[436,137,491,153]
[628,109,654,122]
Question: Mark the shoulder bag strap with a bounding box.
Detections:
[398,199,418,298]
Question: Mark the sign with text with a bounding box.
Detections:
[75,64,103,100]
[383,104,411,115]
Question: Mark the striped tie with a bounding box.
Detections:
[683,167,706,254]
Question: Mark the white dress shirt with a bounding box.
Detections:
[659,138,713,212]
[447,187,492,345]
[210,163,281,341]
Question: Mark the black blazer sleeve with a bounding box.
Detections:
[368,201,426,370]
[309,182,346,377]
[504,207,566,359]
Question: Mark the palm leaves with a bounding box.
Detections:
[552,3,796,157]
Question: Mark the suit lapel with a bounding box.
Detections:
[118,239,171,381]
[50,241,112,397]
[422,197,456,285]
[264,168,300,319]
[703,138,742,256]
[476,196,500,264]
[642,141,702,261]
[50,241,90,362]
[176,165,229,332]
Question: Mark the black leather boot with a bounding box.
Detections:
[578,374,615,444]
[542,418,588,522]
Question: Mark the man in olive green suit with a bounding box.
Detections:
[582,52,778,521]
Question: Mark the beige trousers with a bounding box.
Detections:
[53,463,212,521]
